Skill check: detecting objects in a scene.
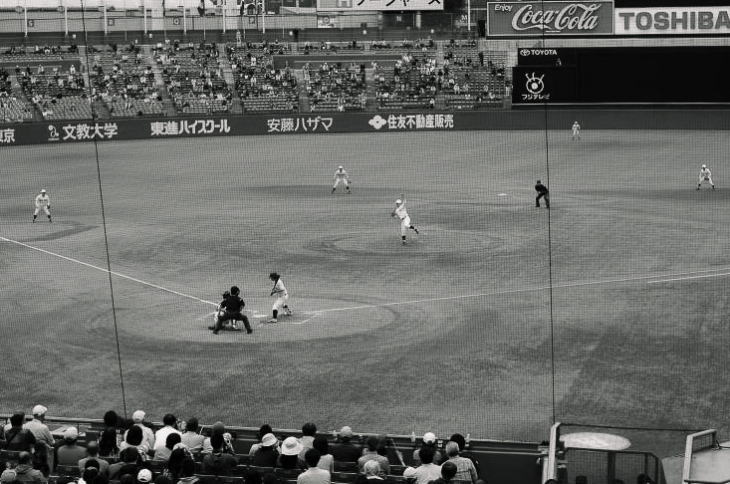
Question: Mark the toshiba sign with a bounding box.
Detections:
[615,7,730,34]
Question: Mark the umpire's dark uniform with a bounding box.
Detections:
[535,180,550,208]
[214,294,252,334]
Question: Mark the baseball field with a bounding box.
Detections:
[2,126,729,453]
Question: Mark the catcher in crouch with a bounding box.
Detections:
[209,286,252,334]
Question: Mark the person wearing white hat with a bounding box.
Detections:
[137,468,153,484]
[252,433,279,467]
[411,432,441,465]
[331,426,361,462]
[332,166,352,194]
[698,164,715,190]
[124,410,156,451]
[278,436,304,469]
[24,405,55,468]
[33,189,52,223]
[391,193,419,245]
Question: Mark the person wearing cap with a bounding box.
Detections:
[57,427,88,468]
[248,424,276,456]
[332,166,352,194]
[534,180,549,209]
[441,442,477,484]
[136,469,153,484]
[331,426,361,463]
[403,447,441,484]
[411,433,441,466]
[79,441,110,477]
[33,189,52,223]
[153,414,181,453]
[124,410,156,451]
[252,433,280,468]
[297,449,330,484]
[4,412,36,452]
[390,194,419,245]
[202,433,238,476]
[278,436,304,469]
[357,437,389,475]
[180,417,205,453]
[15,451,47,483]
[698,164,715,190]
[24,405,55,469]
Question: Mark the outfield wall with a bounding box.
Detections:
[2,109,730,147]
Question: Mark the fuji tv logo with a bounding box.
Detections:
[368,115,387,130]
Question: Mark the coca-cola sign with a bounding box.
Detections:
[487,1,614,36]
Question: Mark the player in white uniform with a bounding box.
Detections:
[697,164,715,190]
[267,272,292,323]
[391,194,419,245]
[571,121,581,141]
[33,189,52,223]
[332,166,351,194]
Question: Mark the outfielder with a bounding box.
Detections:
[391,194,419,245]
[332,166,351,194]
[267,272,292,323]
[697,164,715,190]
[33,189,52,223]
[571,121,581,141]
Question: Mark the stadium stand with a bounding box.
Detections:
[305,61,367,112]
[227,42,299,114]
[88,43,165,118]
[0,68,34,122]
[155,41,233,115]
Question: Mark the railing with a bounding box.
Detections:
[683,429,721,484]
[541,421,561,484]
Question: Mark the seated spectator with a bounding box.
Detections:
[354,461,385,484]
[1,470,18,484]
[4,412,36,451]
[278,437,304,469]
[80,467,100,484]
[313,436,333,473]
[124,411,155,451]
[299,423,317,456]
[180,418,205,452]
[176,456,199,484]
[445,435,479,475]
[120,425,150,457]
[57,427,87,468]
[403,447,441,484]
[165,448,192,481]
[357,437,389,475]
[412,433,442,465]
[297,449,330,484]
[252,433,280,468]
[249,425,276,455]
[15,451,47,483]
[202,433,238,476]
[331,427,361,463]
[25,405,54,468]
[154,415,181,453]
[98,428,119,458]
[79,442,110,476]
[109,447,142,480]
[428,462,457,484]
[202,422,234,454]
[154,433,182,462]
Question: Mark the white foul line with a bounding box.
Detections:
[0,235,218,307]
[648,272,730,284]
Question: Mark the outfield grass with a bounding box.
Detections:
[1,128,729,454]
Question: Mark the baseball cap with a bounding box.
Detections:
[395,199,402,204]
[132,410,145,423]
[32,404,48,416]
[137,469,153,483]
[261,433,277,447]
[281,436,303,456]
[41,189,47,193]
[64,427,79,439]
[1,470,17,483]
[339,426,353,438]
[422,432,436,444]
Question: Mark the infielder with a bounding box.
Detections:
[391,194,419,245]
[332,166,351,194]
[571,121,581,141]
[33,189,52,223]
[698,164,715,190]
[267,272,292,323]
